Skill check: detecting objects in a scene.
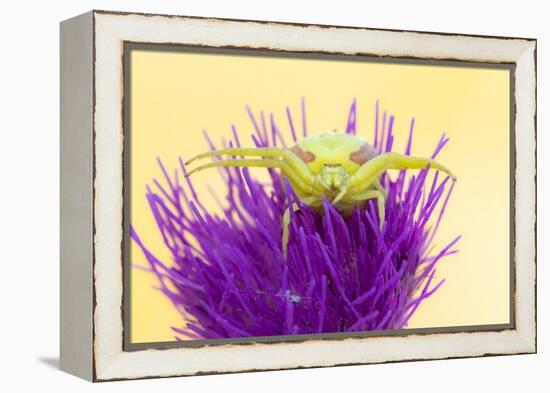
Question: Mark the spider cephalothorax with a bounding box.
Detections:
[186,132,455,255]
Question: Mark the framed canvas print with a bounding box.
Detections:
[60,10,537,382]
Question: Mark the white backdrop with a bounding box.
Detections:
[0,0,545,391]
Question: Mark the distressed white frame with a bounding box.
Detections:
[60,10,536,382]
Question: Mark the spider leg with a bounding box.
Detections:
[332,187,348,205]
[186,150,331,256]
[349,152,456,190]
[374,178,387,199]
[282,195,320,257]
[348,189,386,229]
[282,207,292,258]
[333,176,386,205]
[185,158,317,196]
[186,147,315,185]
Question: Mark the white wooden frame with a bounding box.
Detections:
[60,10,536,382]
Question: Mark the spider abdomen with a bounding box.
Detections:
[291,133,378,175]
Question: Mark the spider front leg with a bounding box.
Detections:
[185,147,323,190]
[349,152,456,190]
[185,151,322,257]
[185,147,325,195]
[185,158,317,196]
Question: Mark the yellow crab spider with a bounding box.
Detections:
[185,133,456,256]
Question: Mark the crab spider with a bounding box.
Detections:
[186,133,456,256]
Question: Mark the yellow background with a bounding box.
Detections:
[130,48,510,343]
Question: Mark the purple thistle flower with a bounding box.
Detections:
[131,99,459,340]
